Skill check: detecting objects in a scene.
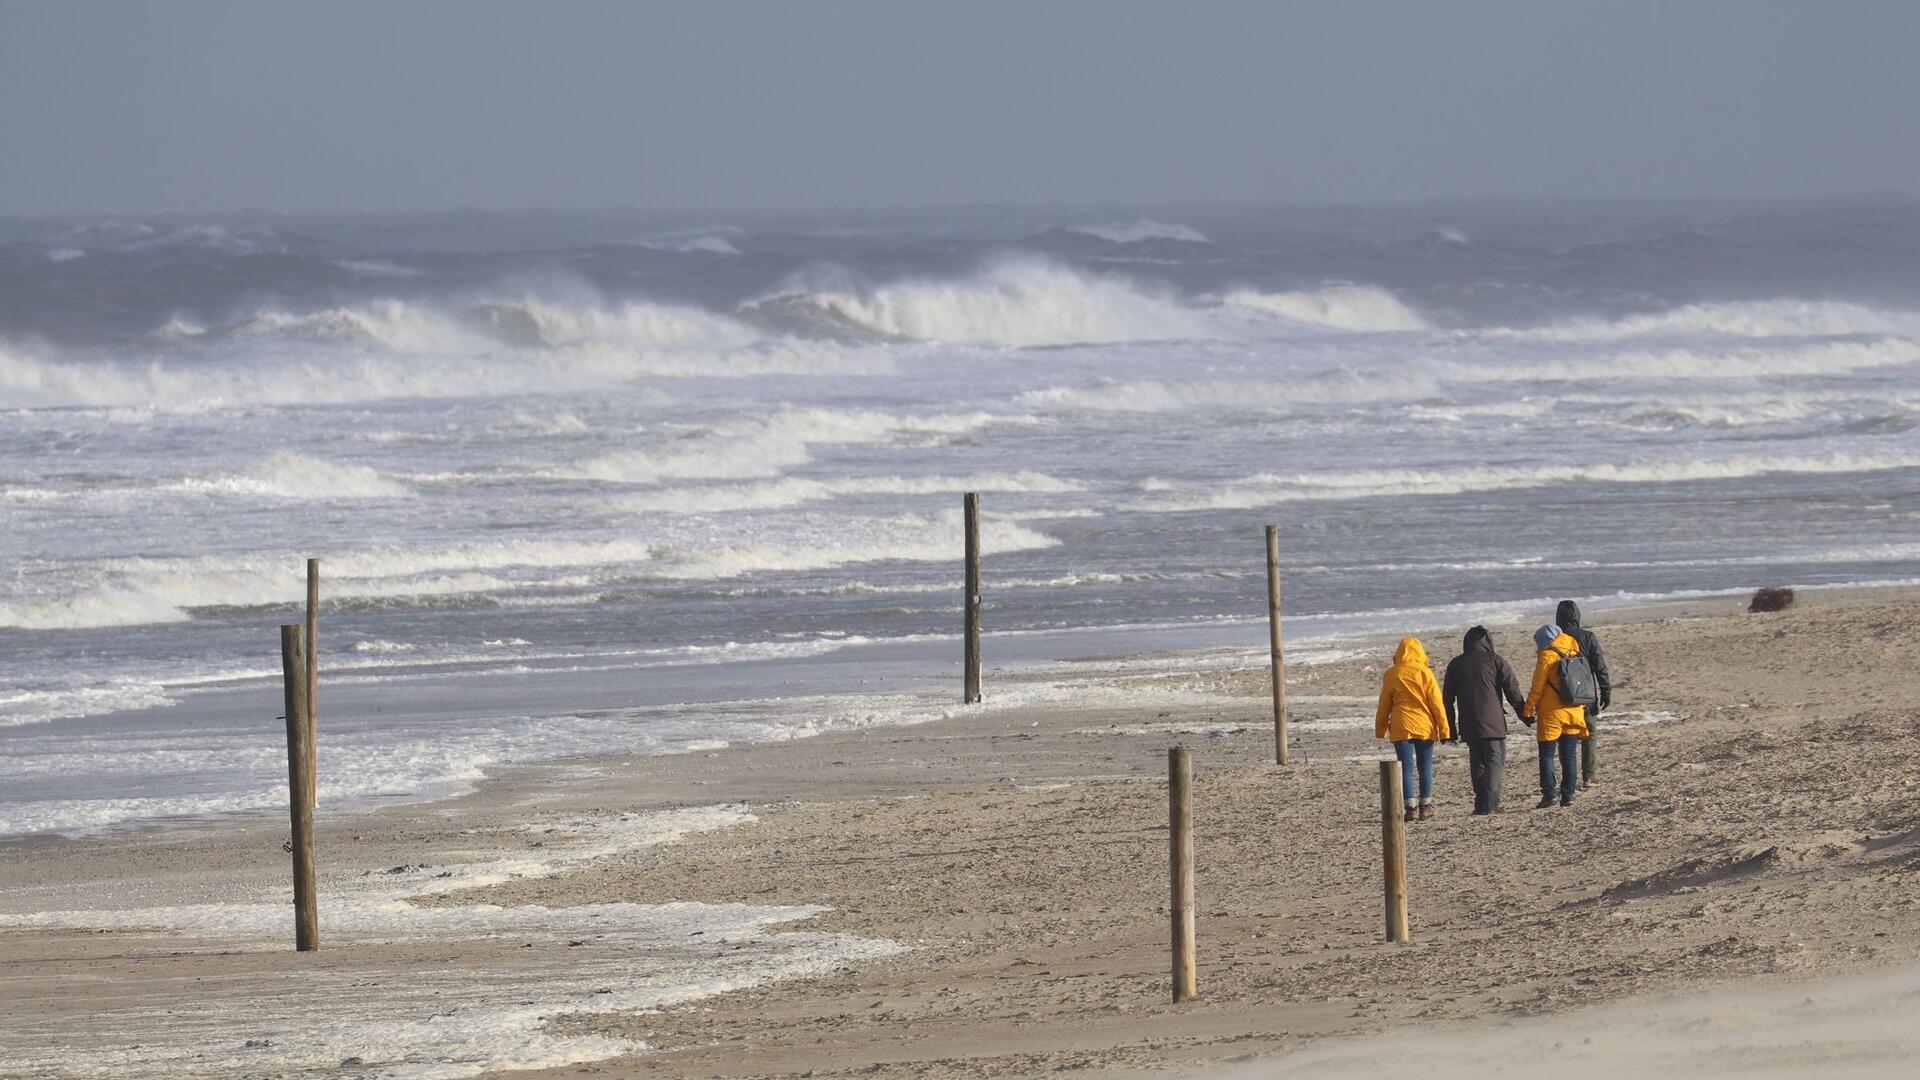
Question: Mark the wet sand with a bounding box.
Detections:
[5,587,1920,1077]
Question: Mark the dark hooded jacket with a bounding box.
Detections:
[1442,626,1527,740]
[1555,600,1613,712]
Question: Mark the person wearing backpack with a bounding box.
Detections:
[1443,626,1528,815]
[1375,637,1451,822]
[1555,600,1613,789]
[1519,623,1590,808]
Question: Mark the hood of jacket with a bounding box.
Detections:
[1555,600,1583,633]
[1462,625,1493,653]
[1392,637,1429,667]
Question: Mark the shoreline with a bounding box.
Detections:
[6,576,1900,846]
[5,584,1920,1076]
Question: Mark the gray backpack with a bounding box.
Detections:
[1551,647,1600,708]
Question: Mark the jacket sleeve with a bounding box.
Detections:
[1586,633,1612,708]
[1523,653,1551,718]
[1497,656,1527,716]
[1374,674,1393,740]
[1441,659,1461,731]
[1423,668,1450,740]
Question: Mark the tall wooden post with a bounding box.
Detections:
[281,624,318,951]
[1379,760,1409,943]
[1265,526,1288,765]
[962,492,981,704]
[305,559,318,811]
[1169,746,1197,1002]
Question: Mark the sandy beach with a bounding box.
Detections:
[5,585,1920,1078]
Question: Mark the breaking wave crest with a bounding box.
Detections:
[604,471,1083,515]
[1445,338,1920,383]
[1222,284,1430,332]
[164,452,412,500]
[562,408,1025,484]
[1068,219,1212,245]
[1502,299,1920,342]
[1023,371,1438,412]
[1150,449,1920,511]
[744,258,1217,346]
[0,511,1060,630]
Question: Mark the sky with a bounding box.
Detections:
[1,0,1915,214]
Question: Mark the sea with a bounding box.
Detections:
[4,198,1919,838]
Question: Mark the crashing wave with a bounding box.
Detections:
[1500,300,1920,342]
[563,407,1023,485]
[638,235,741,255]
[1068,220,1212,245]
[1221,284,1429,332]
[742,257,1216,346]
[1152,448,1920,512]
[0,510,1060,630]
[165,452,412,500]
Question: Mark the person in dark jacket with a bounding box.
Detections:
[1442,625,1528,814]
[1554,600,1613,789]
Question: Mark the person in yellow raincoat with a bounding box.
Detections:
[1520,623,1589,808]
[1375,637,1450,822]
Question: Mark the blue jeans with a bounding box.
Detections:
[1539,734,1579,801]
[1394,739,1434,802]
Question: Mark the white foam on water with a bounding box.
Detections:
[747,256,1218,346]
[1441,337,1920,383]
[1149,449,1920,511]
[637,233,741,255]
[0,681,177,729]
[1222,283,1430,331]
[0,507,1060,631]
[601,470,1081,514]
[164,451,413,500]
[1022,370,1439,412]
[1498,298,1920,342]
[1068,219,1212,244]
[0,806,909,1079]
[561,406,1027,484]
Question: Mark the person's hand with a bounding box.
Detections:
[1599,694,1611,713]
[1520,714,1534,727]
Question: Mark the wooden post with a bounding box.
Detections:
[281,624,318,952]
[305,559,318,812]
[1265,526,1288,765]
[1169,746,1197,1002]
[962,492,981,704]
[1379,760,1409,943]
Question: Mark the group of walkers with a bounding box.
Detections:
[1373,600,1613,822]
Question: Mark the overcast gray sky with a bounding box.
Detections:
[1,0,1915,214]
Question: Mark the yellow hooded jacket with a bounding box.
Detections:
[1375,637,1450,742]
[1524,632,1591,742]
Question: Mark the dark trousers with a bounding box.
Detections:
[1467,737,1506,812]
[1538,734,1579,801]
[1581,711,1597,785]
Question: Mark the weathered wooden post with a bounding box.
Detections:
[1265,525,1288,765]
[305,558,318,811]
[1379,760,1409,943]
[281,624,318,951]
[963,492,981,704]
[1169,746,1197,1002]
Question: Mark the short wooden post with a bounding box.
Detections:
[962,492,981,704]
[1169,746,1197,1002]
[305,558,319,812]
[281,624,318,952]
[1265,526,1288,765]
[1379,760,1409,943]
